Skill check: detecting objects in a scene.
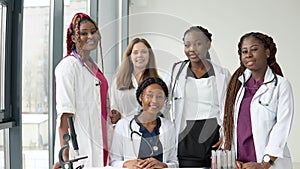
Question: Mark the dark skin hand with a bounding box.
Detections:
[52,162,61,169]
[138,157,168,169]
[236,161,265,169]
[123,158,168,169]
[212,139,223,150]
[235,155,276,169]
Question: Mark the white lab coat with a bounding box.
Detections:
[163,61,231,136]
[110,74,140,118]
[231,67,293,168]
[109,116,178,168]
[54,56,111,167]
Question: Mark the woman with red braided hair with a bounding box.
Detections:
[53,13,111,168]
[222,32,294,169]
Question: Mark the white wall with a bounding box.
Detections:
[128,0,300,165]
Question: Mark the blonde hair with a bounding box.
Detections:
[115,38,159,90]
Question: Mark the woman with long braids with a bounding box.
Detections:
[223,32,294,169]
[53,13,110,168]
[164,26,231,168]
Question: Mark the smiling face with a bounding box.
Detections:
[139,84,166,115]
[240,36,270,72]
[183,30,211,63]
[130,42,150,71]
[72,20,100,52]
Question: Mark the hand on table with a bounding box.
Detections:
[123,158,167,169]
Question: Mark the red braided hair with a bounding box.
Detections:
[65,12,99,57]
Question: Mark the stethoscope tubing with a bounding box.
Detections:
[129,118,142,141]
[129,117,161,158]
[240,71,278,107]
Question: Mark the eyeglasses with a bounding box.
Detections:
[143,94,166,101]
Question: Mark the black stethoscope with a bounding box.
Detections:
[258,72,278,107]
[129,118,142,141]
[129,117,160,156]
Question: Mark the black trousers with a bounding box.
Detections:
[178,118,220,168]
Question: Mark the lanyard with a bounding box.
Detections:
[73,50,96,76]
[72,50,101,85]
[72,49,86,66]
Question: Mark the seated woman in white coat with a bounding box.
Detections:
[110,77,178,169]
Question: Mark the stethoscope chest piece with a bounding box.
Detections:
[153,145,159,152]
[129,117,161,156]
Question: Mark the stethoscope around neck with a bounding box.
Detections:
[245,71,278,107]
[129,118,142,141]
[129,117,160,157]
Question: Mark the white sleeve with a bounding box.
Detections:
[110,79,121,113]
[164,120,179,168]
[265,78,294,157]
[109,120,126,167]
[55,60,76,115]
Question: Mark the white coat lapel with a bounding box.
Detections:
[252,67,275,100]
[158,121,166,158]
[178,64,188,100]
[253,84,268,100]
[177,63,188,133]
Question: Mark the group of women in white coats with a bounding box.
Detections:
[109,28,294,169]
[54,11,294,169]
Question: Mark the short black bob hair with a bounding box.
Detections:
[136,77,168,106]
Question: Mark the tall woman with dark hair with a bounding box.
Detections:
[164,26,231,168]
[223,32,294,169]
[53,12,110,168]
[110,38,159,124]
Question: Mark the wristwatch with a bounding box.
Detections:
[263,155,274,165]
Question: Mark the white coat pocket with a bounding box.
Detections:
[258,87,278,118]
